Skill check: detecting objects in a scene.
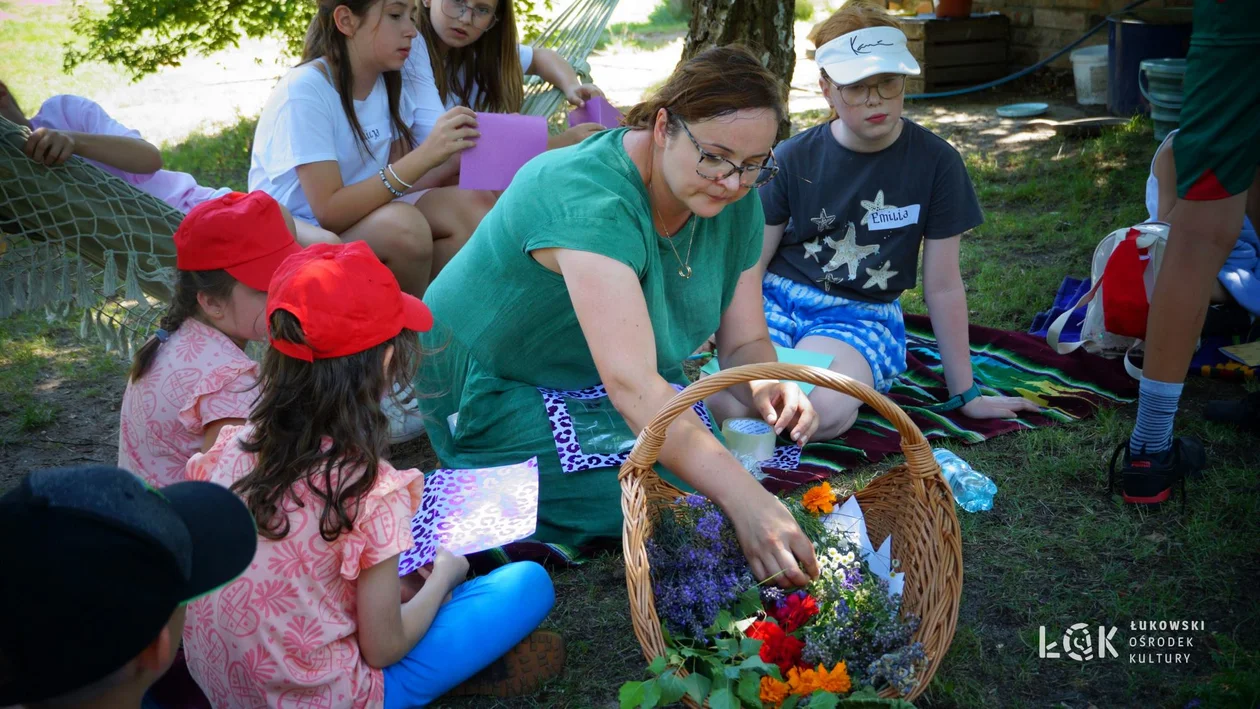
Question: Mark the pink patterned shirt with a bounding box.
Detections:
[117,318,259,488]
[183,424,424,709]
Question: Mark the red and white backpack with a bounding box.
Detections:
[1047,221,1169,378]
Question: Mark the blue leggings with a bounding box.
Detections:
[382,561,555,708]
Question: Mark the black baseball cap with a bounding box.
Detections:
[0,466,257,705]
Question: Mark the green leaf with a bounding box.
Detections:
[738,655,777,674]
[619,681,645,709]
[723,665,743,680]
[708,687,740,709]
[716,637,740,657]
[739,637,765,658]
[648,656,667,676]
[708,610,735,635]
[640,679,662,709]
[781,696,801,709]
[736,674,763,707]
[683,672,712,703]
[657,671,688,704]
[734,585,764,618]
[808,691,839,709]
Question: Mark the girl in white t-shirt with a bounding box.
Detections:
[250,0,477,297]
[401,0,607,259]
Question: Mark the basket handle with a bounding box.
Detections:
[618,362,938,480]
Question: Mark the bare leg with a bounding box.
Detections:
[340,202,435,298]
[417,187,498,278]
[704,337,876,442]
[1142,193,1248,384]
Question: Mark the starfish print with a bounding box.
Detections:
[810,208,836,233]
[863,261,899,290]
[802,237,823,262]
[821,222,879,281]
[859,190,901,226]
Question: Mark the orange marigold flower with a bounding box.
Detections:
[818,661,851,694]
[786,665,823,696]
[759,676,791,707]
[801,482,837,516]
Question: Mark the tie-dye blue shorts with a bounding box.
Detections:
[762,272,907,392]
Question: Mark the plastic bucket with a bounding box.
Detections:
[1107,8,1192,116]
[1140,58,1186,141]
[1070,45,1109,106]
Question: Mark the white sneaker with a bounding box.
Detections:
[383,389,426,444]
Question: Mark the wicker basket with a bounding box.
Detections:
[619,363,963,703]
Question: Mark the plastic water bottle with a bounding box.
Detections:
[933,449,997,513]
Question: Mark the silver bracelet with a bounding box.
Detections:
[379,168,405,198]
[386,163,413,190]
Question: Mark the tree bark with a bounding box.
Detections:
[682,0,797,140]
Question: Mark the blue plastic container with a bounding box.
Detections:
[1107,9,1192,117]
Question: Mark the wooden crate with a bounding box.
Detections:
[902,12,1010,94]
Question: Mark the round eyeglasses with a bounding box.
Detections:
[675,118,778,189]
[441,0,497,30]
[829,74,906,107]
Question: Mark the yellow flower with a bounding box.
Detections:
[818,662,851,694]
[801,482,837,516]
[759,676,791,707]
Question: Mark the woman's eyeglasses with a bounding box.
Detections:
[675,118,778,189]
[441,0,497,30]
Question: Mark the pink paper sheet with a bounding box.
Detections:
[458,113,548,192]
[568,96,623,130]
[397,457,540,575]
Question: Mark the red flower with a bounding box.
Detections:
[768,592,820,633]
[746,620,805,674]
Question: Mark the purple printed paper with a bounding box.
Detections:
[568,96,623,129]
[458,113,548,192]
[398,458,539,576]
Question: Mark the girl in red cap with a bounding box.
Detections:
[118,191,302,490]
[183,241,560,708]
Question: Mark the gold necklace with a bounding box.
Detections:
[649,181,697,279]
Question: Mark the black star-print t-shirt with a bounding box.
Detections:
[759,118,983,304]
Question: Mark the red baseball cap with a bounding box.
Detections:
[266,242,434,362]
[174,191,301,292]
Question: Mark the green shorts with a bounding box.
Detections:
[1174,0,1260,200]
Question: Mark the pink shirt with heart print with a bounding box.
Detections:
[117,317,259,488]
[183,424,424,709]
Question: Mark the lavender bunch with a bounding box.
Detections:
[647,495,752,638]
[866,642,926,696]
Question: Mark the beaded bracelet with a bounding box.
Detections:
[378,168,405,198]
[386,163,413,190]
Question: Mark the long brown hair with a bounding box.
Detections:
[232,311,422,542]
[129,270,237,382]
[417,0,524,113]
[302,0,417,157]
[623,45,787,137]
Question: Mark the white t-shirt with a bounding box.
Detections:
[402,34,534,143]
[249,60,423,224]
[30,95,228,213]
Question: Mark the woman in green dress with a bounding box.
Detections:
[418,46,820,586]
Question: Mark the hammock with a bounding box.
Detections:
[0,0,619,351]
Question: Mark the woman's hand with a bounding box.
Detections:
[418,107,479,166]
[563,83,605,108]
[959,394,1039,419]
[548,122,603,150]
[724,486,819,588]
[751,381,817,447]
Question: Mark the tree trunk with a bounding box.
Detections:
[682,0,797,140]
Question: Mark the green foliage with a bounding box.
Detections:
[62,0,553,81]
[795,0,815,22]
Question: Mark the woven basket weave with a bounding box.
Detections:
[619,363,963,703]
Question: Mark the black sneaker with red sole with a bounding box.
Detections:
[1108,437,1206,511]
